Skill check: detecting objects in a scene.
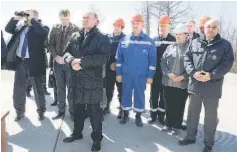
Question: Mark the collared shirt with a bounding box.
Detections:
[61,25,68,31]
[16,27,30,58]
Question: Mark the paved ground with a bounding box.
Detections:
[1,71,237,152]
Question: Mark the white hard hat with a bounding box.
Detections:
[174,23,187,34]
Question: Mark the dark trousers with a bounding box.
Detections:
[105,67,122,107]
[163,86,188,129]
[53,62,73,115]
[149,76,165,118]
[26,74,48,92]
[73,103,103,142]
[53,84,58,102]
[187,94,219,147]
[13,59,46,115]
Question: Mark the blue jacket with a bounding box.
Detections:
[116,31,157,78]
[108,32,125,64]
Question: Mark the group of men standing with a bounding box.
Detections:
[1,8,234,152]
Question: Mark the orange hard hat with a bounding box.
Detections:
[113,18,125,28]
[159,15,171,25]
[200,16,211,27]
[131,14,144,23]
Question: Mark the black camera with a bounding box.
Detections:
[14,11,30,17]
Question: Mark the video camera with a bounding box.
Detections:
[14,11,30,17]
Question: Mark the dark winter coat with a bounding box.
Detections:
[184,34,234,98]
[64,27,111,104]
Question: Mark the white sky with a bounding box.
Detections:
[1,1,237,40]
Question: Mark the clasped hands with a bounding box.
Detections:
[167,73,185,83]
[193,71,211,82]
[71,58,82,71]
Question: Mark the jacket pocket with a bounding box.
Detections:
[138,51,149,74]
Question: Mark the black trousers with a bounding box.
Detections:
[163,86,188,129]
[105,67,122,106]
[13,58,46,115]
[73,103,103,142]
[26,74,48,92]
[149,76,165,118]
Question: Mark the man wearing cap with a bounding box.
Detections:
[148,15,175,125]
[199,16,211,35]
[186,18,200,44]
[179,19,234,152]
[160,23,189,135]
[116,14,156,127]
[103,18,126,119]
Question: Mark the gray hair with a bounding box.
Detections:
[186,18,196,25]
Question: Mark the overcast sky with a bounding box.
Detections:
[1,1,237,40]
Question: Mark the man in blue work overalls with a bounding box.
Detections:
[116,14,157,127]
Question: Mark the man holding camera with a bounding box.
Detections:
[5,9,49,121]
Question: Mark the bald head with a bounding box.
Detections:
[82,12,99,31]
[204,19,219,40]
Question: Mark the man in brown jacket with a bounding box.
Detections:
[48,9,79,120]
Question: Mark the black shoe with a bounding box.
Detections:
[52,112,65,120]
[51,101,57,106]
[158,117,165,125]
[103,107,111,115]
[203,146,212,152]
[15,113,25,121]
[91,141,101,151]
[63,134,83,143]
[180,124,187,130]
[38,113,45,121]
[178,137,196,146]
[135,114,143,127]
[44,90,51,95]
[26,91,32,97]
[117,108,123,119]
[120,110,129,125]
[148,111,157,124]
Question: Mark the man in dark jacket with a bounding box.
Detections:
[1,31,8,66]
[149,15,175,125]
[179,19,234,152]
[103,18,125,119]
[25,19,51,97]
[186,18,200,44]
[48,9,79,120]
[62,12,111,151]
[5,9,49,121]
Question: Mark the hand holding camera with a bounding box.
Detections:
[14,10,35,25]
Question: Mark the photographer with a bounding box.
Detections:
[5,9,49,121]
[25,19,51,97]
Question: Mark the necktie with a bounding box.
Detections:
[21,28,29,58]
[60,26,67,53]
